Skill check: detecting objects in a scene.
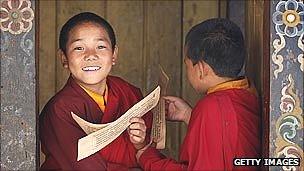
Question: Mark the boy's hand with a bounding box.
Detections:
[128,117,147,150]
[163,96,192,125]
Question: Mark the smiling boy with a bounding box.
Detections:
[39,12,150,170]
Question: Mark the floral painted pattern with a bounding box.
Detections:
[0,0,34,35]
[271,1,304,171]
[272,0,304,37]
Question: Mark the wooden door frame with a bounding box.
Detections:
[262,0,270,161]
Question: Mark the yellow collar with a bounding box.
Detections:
[207,77,257,96]
[79,85,108,112]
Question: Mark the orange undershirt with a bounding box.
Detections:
[80,85,108,112]
[207,77,257,96]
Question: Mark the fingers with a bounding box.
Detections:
[129,118,146,131]
[129,129,146,147]
[164,96,177,115]
[129,117,145,125]
[129,117,147,144]
[165,99,169,114]
[165,103,175,118]
[162,96,182,102]
[129,133,145,143]
[129,129,145,138]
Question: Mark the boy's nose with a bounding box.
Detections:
[84,53,98,61]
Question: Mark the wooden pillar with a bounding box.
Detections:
[0,0,38,170]
[269,0,303,170]
[246,0,303,169]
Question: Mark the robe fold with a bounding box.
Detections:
[139,78,261,171]
[40,75,152,170]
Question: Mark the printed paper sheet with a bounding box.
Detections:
[72,86,160,161]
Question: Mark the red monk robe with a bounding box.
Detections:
[40,75,152,170]
[138,78,261,170]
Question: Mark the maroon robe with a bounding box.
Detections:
[138,87,261,170]
[40,75,152,170]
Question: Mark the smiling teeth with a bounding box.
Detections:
[82,66,101,71]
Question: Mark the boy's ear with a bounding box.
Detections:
[112,45,118,65]
[58,49,68,69]
[198,61,216,79]
[197,61,206,80]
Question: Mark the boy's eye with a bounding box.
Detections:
[74,47,84,51]
[97,45,106,49]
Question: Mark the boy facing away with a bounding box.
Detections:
[39,12,149,170]
[133,18,261,170]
